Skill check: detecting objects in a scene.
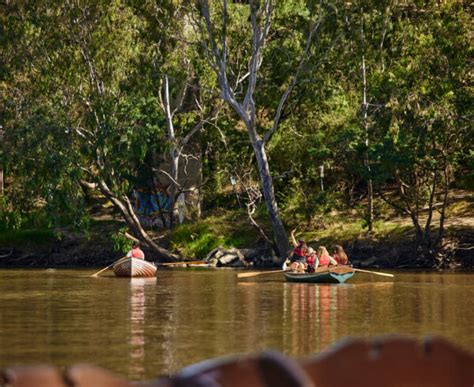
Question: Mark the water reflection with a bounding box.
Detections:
[129,277,156,379]
[0,270,472,380]
[283,283,344,355]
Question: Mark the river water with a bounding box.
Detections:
[0,268,472,381]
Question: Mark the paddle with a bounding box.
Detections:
[90,256,128,277]
[157,260,207,266]
[237,269,289,278]
[353,268,394,278]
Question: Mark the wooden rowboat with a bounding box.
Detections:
[283,265,355,284]
[113,258,157,278]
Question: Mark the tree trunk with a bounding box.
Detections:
[367,174,374,232]
[0,164,3,197]
[0,129,3,196]
[361,55,373,233]
[98,180,179,262]
[168,148,179,229]
[252,139,290,259]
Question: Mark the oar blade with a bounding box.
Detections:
[354,268,394,278]
[237,269,285,278]
[237,271,262,278]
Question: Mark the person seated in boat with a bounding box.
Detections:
[333,245,349,265]
[289,229,307,272]
[127,243,145,260]
[305,247,318,273]
[317,246,338,267]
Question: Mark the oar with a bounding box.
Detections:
[90,256,127,277]
[353,268,394,278]
[157,260,207,266]
[237,269,289,278]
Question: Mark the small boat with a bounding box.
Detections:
[113,257,157,278]
[283,265,355,284]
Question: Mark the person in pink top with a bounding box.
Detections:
[127,244,145,259]
[317,246,337,266]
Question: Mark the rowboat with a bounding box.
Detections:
[112,257,157,278]
[283,265,355,284]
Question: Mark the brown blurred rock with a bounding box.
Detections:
[2,365,66,387]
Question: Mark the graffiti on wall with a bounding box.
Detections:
[133,189,171,216]
[131,189,172,228]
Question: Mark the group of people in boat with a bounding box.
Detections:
[288,229,349,273]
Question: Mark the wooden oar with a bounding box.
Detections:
[157,260,207,266]
[353,268,394,278]
[90,256,127,277]
[237,269,289,278]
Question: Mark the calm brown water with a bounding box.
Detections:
[0,268,473,380]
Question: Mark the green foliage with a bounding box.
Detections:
[111,227,133,253]
[1,0,471,262]
[171,223,226,259]
[279,179,340,227]
[170,210,262,259]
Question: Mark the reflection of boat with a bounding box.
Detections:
[283,265,355,284]
[113,258,157,278]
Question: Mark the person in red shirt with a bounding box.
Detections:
[127,244,145,259]
[305,247,318,273]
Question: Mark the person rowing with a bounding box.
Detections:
[127,243,145,260]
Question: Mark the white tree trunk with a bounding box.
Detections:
[252,139,291,257]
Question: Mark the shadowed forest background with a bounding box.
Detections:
[0,0,472,268]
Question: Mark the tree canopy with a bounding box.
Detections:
[1,0,471,264]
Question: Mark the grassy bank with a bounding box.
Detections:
[169,209,260,259]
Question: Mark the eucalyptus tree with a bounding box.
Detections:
[0,2,88,226]
[192,0,342,258]
[131,1,220,229]
[350,1,472,264]
[2,1,179,259]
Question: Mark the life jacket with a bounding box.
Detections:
[293,246,306,257]
[319,254,331,266]
[306,254,317,266]
[131,248,145,259]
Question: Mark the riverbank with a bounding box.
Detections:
[0,193,472,269]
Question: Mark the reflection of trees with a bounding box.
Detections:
[122,272,471,378]
[283,284,351,356]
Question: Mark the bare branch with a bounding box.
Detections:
[79,180,97,189]
[157,169,182,190]
[242,0,272,113]
[171,73,190,117]
[123,232,140,244]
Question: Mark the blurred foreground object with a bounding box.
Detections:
[1,335,473,387]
